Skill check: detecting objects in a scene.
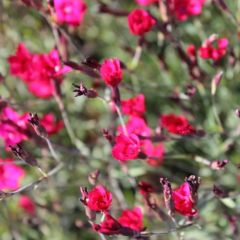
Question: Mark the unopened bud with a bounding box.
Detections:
[88,170,100,185]
[160,177,174,217]
[9,144,38,167]
[28,113,48,139]
[211,159,229,170]
[185,175,200,204]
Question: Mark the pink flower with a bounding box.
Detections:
[8,44,71,98]
[118,207,144,231]
[54,0,87,26]
[142,141,164,166]
[168,0,205,21]
[160,114,196,135]
[0,106,28,147]
[128,9,156,35]
[0,159,25,190]
[100,58,123,87]
[172,182,197,216]
[19,195,36,215]
[121,94,146,117]
[8,43,32,79]
[199,37,229,61]
[112,134,141,161]
[40,113,64,135]
[86,185,112,212]
[118,116,152,138]
[93,213,122,235]
[186,44,197,58]
[136,0,158,6]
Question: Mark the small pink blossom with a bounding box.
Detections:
[19,195,36,215]
[112,134,141,161]
[173,182,197,216]
[118,207,143,231]
[142,140,164,166]
[54,0,87,26]
[0,158,25,191]
[0,106,28,147]
[40,113,64,135]
[100,58,123,87]
[168,0,205,21]
[136,0,158,6]
[121,94,146,117]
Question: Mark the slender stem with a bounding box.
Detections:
[130,45,143,69]
[45,138,60,163]
[211,95,224,132]
[53,90,89,156]
[115,105,128,136]
[3,162,64,199]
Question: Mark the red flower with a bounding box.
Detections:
[172,182,197,216]
[8,44,71,98]
[117,116,152,138]
[100,58,123,87]
[19,195,36,215]
[128,9,156,36]
[8,43,32,79]
[0,106,29,147]
[0,158,25,190]
[168,0,205,21]
[142,140,164,166]
[112,134,141,161]
[93,213,122,235]
[40,113,64,135]
[136,0,158,6]
[160,114,195,135]
[199,37,229,61]
[186,44,197,58]
[118,207,144,231]
[54,0,87,26]
[86,185,112,212]
[121,94,146,117]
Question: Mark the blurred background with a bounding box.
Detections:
[0,0,240,239]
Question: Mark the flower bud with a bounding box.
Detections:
[159,177,174,217]
[28,113,48,139]
[9,144,38,167]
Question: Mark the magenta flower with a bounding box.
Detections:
[173,182,197,216]
[40,113,64,135]
[118,207,144,231]
[168,0,205,21]
[0,106,28,147]
[54,0,87,26]
[19,195,36,215]
[8,44,71,98]
[136,0,158,6]
[121,94,146,117]
[112,133,141,161]
[100,58,123,87]
[128,9,156,36]
[0,158,25,191]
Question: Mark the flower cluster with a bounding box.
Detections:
[80,185,143,236]
[8,43,71,98]
[168,0,206,21]
[0,104,63,147]
[53,0,87,26]
[199,36,229,61]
